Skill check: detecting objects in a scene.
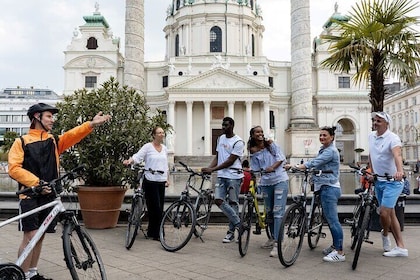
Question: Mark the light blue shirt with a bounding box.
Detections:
[250,142,288,186]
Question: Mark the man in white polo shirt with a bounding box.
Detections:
[369,111,408,257]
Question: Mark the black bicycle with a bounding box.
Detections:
[125,164,164,249]
[346,164,392,270]
[278,167,330,267]
[0,166,107,280]
[159,161,213,252]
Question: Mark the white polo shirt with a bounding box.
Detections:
[368,129,401,180]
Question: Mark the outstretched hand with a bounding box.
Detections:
[90,111,111,128]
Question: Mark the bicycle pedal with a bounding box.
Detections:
[365,240,374,244]
[344,218,354,225]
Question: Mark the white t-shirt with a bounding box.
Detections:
[132,142,168,182]
[368,129,401,180]
[216,134,244,179]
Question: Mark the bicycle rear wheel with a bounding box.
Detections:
[63,222,107,279]
[125,195,145,249]
[193,193,213,238]
[308,195,323,249]
[352,204,371,270]
[350,198,362,250]
[238,197,253,257]
[0,263,25,280]
[278,203,305,267]
[159,200,196,252]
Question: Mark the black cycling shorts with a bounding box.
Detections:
[18,196,54,232]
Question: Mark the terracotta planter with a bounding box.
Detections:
[77,186,127,229]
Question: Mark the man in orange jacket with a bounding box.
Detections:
[8,103,111,280]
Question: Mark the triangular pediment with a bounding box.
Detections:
[168,67,271,91]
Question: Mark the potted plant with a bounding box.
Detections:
[53,77,170,228]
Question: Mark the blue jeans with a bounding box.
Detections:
[214,177,241,232]
[320,185,343,251]
[261,180,288,240]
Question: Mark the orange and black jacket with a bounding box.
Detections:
[8,122,94,197]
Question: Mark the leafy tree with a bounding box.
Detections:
[52,77,171,186]
[2,131,18,152]
[321,0,420,112]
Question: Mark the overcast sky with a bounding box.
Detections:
[0,0,358,94]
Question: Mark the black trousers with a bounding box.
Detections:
[143,179,166,238]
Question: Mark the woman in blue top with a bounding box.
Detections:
[248,126,289,257]
[288,126,344,262]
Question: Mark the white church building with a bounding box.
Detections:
[62,0,373,164]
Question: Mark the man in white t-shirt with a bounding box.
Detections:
[202,117,244,243]
[369,111,407,257]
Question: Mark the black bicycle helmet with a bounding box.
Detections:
[27,103,59,120]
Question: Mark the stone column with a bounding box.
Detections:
[204,101,211,156]
[186,101,193,156]
[228,101,235,118]
[124,0,144,93]
[289,0,315,128]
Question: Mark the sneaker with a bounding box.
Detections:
[383,246,408,257]
[323,250,345,262]
[269,242,278,257]
[381,230,391,252]
[222,231,235,243]
[322,245,335,256]
[30,273,53,280]
[261,238,275,249]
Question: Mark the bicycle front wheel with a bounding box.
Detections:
[278,203,305,267]
[0,263,25,280]
[63,223,107,280]
[352,204,371,270]
[159,200,196,252]
[125,195,145,249]
[238,197,253,257]
[308,195,323,249]
[350,198,362,250]
[194,194,212,238]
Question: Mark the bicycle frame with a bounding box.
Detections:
[0,196,68,267]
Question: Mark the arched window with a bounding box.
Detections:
[210,26,222,53]
[250,0,254,10]
[251,34,255,56]
[175,34,180,57]
[86,37,98,50]
[176,0,180,10]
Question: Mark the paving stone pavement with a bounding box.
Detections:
[1,222,420,280]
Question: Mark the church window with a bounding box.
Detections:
[250,0,254,9]
[338,76,350,88]
[85,76,97,88]
[86,37,98,50]
[176,0,180,10]
[210,26,222,53]
[175,34,180,57]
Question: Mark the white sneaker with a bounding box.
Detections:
[261,238,275,249]
[383,246,408,257]
[269,242,278,257]
[323,250,345,262]
[381,230,391,252]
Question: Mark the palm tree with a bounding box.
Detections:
[321,0,420,112]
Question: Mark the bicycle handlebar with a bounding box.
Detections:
[129,163,164,175]
[16,165,85,196]
[179,161,210,179]
[289,167,333,175]
[348,164,399,181]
